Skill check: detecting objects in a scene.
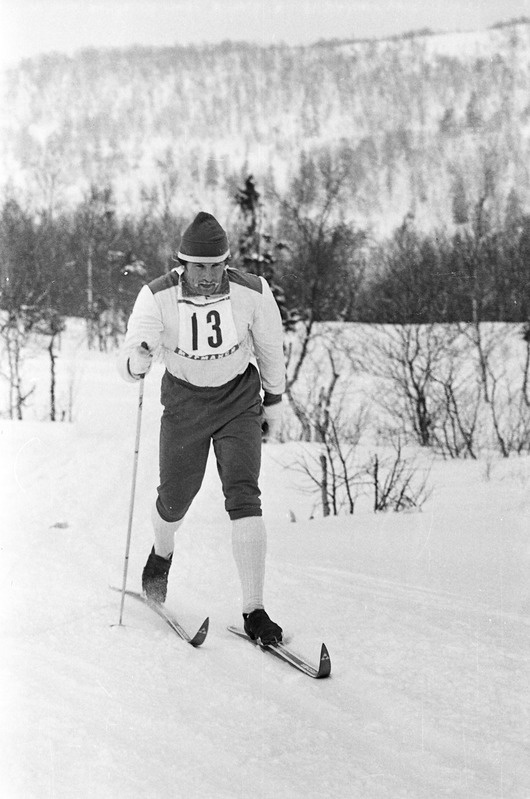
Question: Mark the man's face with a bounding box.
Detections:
[183,261,226,294]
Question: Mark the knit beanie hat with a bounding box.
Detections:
[176,212,230,264]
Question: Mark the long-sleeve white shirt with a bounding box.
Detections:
[118,267,286,396]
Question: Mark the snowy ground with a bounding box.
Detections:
[1,336,530,798]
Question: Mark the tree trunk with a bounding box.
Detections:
[320,454,330,517]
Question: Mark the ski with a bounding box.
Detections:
[110,587,209,647]
[227,625,331,679]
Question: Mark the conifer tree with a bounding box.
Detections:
[233,175,298,331]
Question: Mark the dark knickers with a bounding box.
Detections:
[156,364,263,522]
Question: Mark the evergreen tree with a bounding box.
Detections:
[233,175,297,330]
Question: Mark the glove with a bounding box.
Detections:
[262,400,283,440]
[128,343,153,378]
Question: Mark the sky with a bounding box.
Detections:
[0,0,529,69]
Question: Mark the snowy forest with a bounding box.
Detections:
[2,21,530,339]
[3,19,530,232]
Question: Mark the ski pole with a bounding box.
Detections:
[118,357,147,625]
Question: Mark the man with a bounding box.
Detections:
[118,211,285,645]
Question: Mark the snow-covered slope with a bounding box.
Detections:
[3,22,530,234]
[1,342,529,798]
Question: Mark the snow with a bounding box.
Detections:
[1,330,530,798]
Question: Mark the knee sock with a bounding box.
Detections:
[152,504,184,559]
[231,516,267,614]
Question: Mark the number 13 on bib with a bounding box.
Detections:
[177,296,240,360]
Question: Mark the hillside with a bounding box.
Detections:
[1,22,530,234]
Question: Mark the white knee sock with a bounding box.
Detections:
[152,504,184,559]
[231,516,267,614]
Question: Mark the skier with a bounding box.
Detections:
[118,211,285,645]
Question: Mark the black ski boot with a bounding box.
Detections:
[142,547,173,603]
[243,608,283,645]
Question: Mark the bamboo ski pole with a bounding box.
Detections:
[118,370,146,625]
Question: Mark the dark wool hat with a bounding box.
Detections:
[176,212,230,263]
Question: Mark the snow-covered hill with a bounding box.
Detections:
[2,21,530,234]
[1,340,530,798]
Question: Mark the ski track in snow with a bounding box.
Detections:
[1,345,530,798]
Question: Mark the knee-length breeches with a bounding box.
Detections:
[156,364,263,522]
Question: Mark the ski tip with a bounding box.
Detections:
[317,643,331,678]
[189,617,210,647]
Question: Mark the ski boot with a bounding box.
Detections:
[142,547,173,604]
[243,608,283,645]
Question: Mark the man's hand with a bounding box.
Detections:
[262,401,283,441]
[128,343,153,378]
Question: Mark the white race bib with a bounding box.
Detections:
[175,290,240,360]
